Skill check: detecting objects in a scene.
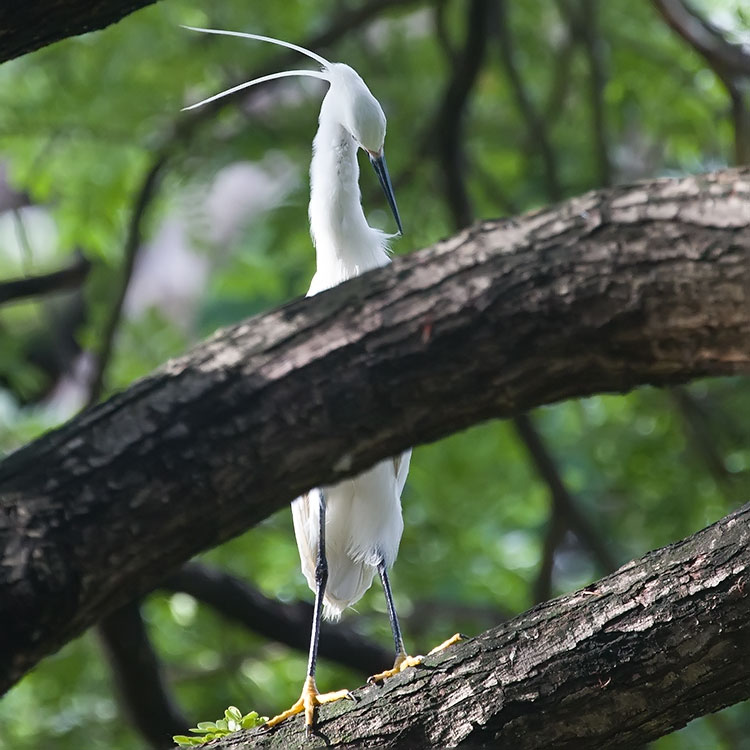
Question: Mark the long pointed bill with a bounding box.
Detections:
[369,151,403,236]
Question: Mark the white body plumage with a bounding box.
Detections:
[294,63,410,619]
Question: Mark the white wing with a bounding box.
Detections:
[393,449,412,498]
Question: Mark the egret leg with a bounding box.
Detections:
[265,491,352,732]
[368,560,463,684]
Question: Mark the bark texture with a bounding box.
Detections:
[0,1,159,64]
[1,168,749,698]
[214,504,750,749]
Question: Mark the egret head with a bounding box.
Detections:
[325,63,401,235]
[182,26,402,235]
[327,64,386,154]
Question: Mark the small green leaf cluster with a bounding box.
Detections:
[173,706,267,746]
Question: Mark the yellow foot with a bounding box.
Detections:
[265,675,353,731]
[368,633,464,684]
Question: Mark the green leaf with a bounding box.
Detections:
[172,736,203,747]
[241,711,268,729]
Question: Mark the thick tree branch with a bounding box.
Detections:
[0,168,749,696]
[199,503,750,749]
[160,563,391,676]
[0,1,160,64]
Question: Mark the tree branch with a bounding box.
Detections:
[195,503,750,748]
[0,167,749,696]
[574,0,612,186]
[495,0,563,200]
[652,0,750,163]
[160,563,391,676]
[434,0,493,228]
[435,12,610,603]
[98,600,190,750]
[0,252,91,306]
[86,156,166,406]
[651,0,750,78]
[0,0,160,64]
[513,413,618,598]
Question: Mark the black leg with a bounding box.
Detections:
[307,490,328,682]
[370,559,463,685]
[378,559,406,660]
[265,490,352,730]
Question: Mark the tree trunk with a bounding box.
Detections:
[214,504,750,749]
[1,167,749,712]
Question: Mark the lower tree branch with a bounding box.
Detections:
[209,503,750,749]
[161,563,391,676]
[0,167,749,696]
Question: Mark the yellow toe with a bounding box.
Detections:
[368,634,464,684]
[265,676,353,730]
[427,632,464,655]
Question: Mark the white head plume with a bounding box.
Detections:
[181,26,331,111]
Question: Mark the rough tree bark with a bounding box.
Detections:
[0,0,160,64]
[1,168,749,741]
[213,504,750,749]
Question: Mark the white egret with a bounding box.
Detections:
[184,26,460,731]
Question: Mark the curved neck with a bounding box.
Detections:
[307,95,389,291]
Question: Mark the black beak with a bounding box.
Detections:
[369,151,403,236]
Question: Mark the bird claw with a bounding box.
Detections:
[264,676,353,731]
[368,633,465,685]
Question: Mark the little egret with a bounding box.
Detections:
[184,26,460,731]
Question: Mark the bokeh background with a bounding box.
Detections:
[1,1,749,748]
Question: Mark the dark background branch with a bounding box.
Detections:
[434,9,603,608]
[574,0,612,186]
[495,0,563,200]
[433,0,492,228]
[98,600,190,750]
[161,563,391,676]
[0,252,91,306]
[652,0,750,163]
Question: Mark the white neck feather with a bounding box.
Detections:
[307,95,391,296]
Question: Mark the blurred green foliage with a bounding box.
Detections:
[1,1,749,748]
